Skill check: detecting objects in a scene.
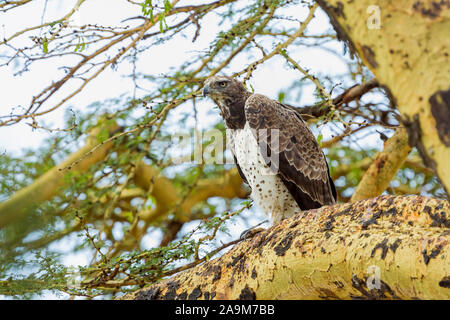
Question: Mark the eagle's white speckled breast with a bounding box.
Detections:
[228,123,300,224]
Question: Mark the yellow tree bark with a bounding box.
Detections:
[317,0,450,194]
[351,128,412,202]
[123,195,449,300]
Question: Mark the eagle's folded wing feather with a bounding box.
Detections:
[244,94,336,209]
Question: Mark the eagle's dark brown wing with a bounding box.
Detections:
[244,94,336,210]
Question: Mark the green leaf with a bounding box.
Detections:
[122,211,134,223]
[42,37,48,54]
[164,0,172,13]
[317,133,323,146]
[159,14,164,33]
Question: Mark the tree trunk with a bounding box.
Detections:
[122,195,449,300]
[317,0,450,195]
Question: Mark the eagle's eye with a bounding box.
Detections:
[218,81,228,88]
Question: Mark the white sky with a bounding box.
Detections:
[0,0,368,155]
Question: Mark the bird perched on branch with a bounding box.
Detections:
[203,75,336,225]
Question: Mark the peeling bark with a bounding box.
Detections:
[123,195,449,300]
[317,0,450,194]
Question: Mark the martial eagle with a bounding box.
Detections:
[203,75,336,224]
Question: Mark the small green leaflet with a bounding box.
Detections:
[42,37,49,54]
[159,14,169,33]
[74,36,86,53]
[317,133,323,146]
[141,0,154,19]
[164,0,172,13]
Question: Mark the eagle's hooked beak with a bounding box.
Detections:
[202,85,210,97]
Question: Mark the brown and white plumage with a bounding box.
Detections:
[203,75,336,223]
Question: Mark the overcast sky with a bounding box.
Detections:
[0,0,369,156]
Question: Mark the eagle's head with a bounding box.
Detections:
[202,75,247,101]
[203,75,250,129]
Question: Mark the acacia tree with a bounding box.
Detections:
[0,0,448,299]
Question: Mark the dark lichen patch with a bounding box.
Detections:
[322,218,335,231]
[361,214,380,229]
[389,239,402,253]
[255,231,277,254]
[439,276,450,288]
[333,1,345,18]
[251,267,257,279]
[227,251,247,275]
[371,238,389,259]
[334,280,344,289]
[212,265,222,282]
[238,285,256,300]
[429,88,450,146]
[351,274,372,299]
[321,205,352,231]
[135,286,160,300]
[289,221,299,228]
[376,155,387,171]
[187,286,202,300]
[351,274,400,300]
[204,291,210,300]
[360,206,398,229]
[386,196,395,207]
[228,252,245,268]
[163,281,180,300]
[385,207,398,216]
[228,277,235,288]
[177,291,187,300]
[422,244,444,265]
[274,232,294,256]
[318,288,340,300]
[424,205,449,228]
[413,0,449,19]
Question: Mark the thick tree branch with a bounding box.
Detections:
[293,78,379,121]
[122,195,449,300]
[351,127,412,202]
